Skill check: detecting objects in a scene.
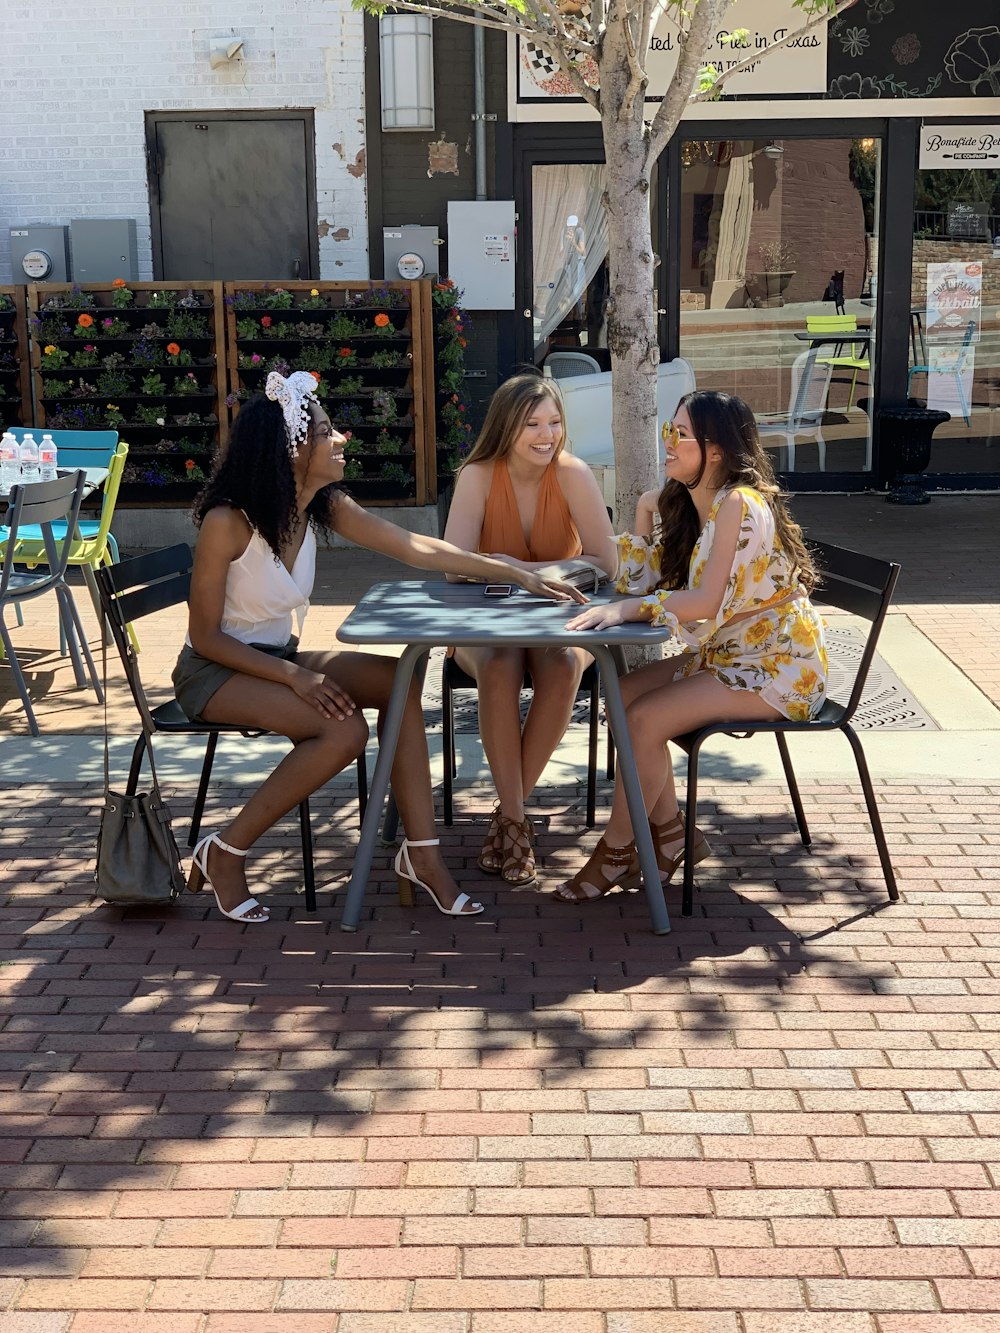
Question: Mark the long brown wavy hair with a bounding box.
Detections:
[459,373,567,469]
[655,390,817,592]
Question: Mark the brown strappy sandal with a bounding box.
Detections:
[649,813,713,882]
[477,801,505,875]
[500,814,536,887]
[553,838,641,903]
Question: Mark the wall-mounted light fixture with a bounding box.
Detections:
[763,140,784,159]
[379,14,435,131]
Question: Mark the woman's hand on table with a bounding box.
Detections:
[565,597,642,631]
[291,667,357,721]
[513,567,588,603]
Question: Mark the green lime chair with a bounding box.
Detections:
[805,314,870,409]
[14,442,138,650]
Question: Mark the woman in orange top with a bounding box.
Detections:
[443,373,615,886]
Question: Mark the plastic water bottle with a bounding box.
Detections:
[18,433,40,486]
[0,431,19,493]
[38,433,58,483]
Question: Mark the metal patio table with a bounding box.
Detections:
[336,579,679,935]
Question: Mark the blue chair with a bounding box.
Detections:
[7,430,121,559]
[907,321,975,427]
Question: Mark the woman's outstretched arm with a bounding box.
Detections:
[334,493,586,602]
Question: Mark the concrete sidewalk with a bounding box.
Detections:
[1,494,999,1329]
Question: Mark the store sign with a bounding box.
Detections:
[518,0,828,103]
[920,124,1000,169]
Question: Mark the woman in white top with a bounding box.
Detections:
[175,371,581,925]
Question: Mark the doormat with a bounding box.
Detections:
[419,624,937,735]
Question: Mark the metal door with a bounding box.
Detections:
[147,113,318,280]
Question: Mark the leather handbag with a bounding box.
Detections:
[94,641,184,905]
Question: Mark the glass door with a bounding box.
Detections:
[530,162,610,363]
[677,135,882,479]
[911,167,1000,472]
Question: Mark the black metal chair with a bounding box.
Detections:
[674,540,901,916]
[1,471,103,735]
[441,655,614,828]
[95,543,368,914]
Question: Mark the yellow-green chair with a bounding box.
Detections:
[15,442,138,650]
[805,314,870,410]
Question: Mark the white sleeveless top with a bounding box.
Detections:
[186,522,316,649]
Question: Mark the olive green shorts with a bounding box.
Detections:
[172,637,299,723]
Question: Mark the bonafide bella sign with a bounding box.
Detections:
[517,0,828,103]
[920,125,1000,169]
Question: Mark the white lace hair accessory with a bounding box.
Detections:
[264,370,320,458]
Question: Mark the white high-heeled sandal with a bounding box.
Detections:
[394,838,483,917]
[188,832,269,923]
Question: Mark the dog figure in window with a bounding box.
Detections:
[823,270,846,315]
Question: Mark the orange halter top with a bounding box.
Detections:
[478,457,582,562]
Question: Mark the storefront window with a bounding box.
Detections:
[678,136,881,475]
[531,163,609,360]
[910,168,1000,471]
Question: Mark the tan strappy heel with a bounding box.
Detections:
[649,813,713,882]
[477,801,505,875]
[553,838,640,903]
[500,814,536,887]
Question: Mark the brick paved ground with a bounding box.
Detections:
[1,495,999,1328]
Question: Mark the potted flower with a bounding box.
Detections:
[750,240,797,307]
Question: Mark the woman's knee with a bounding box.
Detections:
[475,648,525,690]
[317,710,370,760]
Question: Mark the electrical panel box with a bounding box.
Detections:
[382,225,439,281]
[69,218,139,283]
[8,226,70,283]
[446,201,515,310]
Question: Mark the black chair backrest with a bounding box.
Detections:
[0,471,86,597]
[810,539,901,722]
[95,543,193,732]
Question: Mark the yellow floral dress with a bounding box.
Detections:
[625,486,828,722]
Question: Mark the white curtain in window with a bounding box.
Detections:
[532,163,609,355]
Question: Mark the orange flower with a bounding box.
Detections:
[374,313,390,328]
[112,278,126,288]
[185,459,195,470]
[166,342,181,356]
[338,347,353,358]
[77,313,94,328]
[309,370,321,381]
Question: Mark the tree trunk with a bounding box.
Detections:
[599,22,660,535]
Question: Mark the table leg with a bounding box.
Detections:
[592,645,671,935]
[339,644,425,932]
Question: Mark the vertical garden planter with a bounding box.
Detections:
[28,281,226,505]
[430,281,475,499]
[224,280,435,507]
[0,286,32,429]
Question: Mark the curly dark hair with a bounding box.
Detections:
[655,390,817,593]
[192,394,339,558]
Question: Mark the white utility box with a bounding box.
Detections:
[446,200,515,310]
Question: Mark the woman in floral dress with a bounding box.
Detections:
[555,390,828,902]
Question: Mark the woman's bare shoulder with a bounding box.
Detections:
[198,504,252,555]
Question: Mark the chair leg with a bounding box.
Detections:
[848,366,859,410]
[606,727,615,780]
[299,798,316,913]
[127,733,148,795]
[774,733,811,845]
[56,583,103,703]
[586,676,599,828]
[356,753,368,829]
[442,675,455,826]
[842,723,899,903]
[381,791,401,846]
[189,732,219,847]
[681,736,705,917]
[0,614,40,736]
[106,533,120,562]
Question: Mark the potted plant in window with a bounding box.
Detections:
[751,240,797,307]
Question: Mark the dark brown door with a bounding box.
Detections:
[147,113,317,280]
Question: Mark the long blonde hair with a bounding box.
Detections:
[460,373,567,470]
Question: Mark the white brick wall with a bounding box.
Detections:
[0,0,369,283]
